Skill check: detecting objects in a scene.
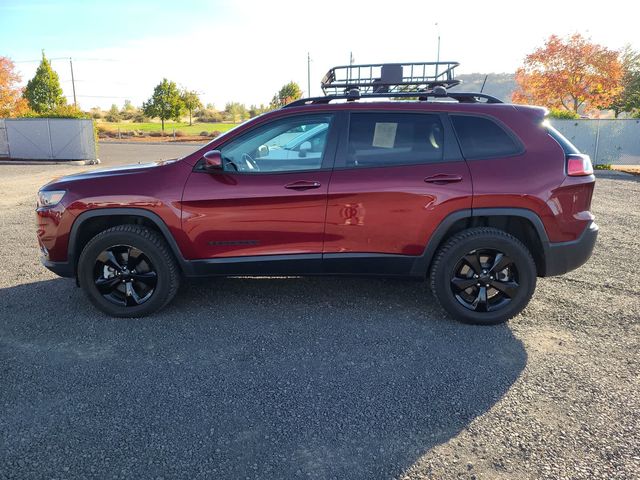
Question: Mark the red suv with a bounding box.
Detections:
[36,62,597,324]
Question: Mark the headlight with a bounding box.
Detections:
[37,190,66,208]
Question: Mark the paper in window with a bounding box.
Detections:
[372,122,397,148]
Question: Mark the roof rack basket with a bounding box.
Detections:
[321,61,460,95]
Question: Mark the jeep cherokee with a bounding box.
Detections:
[35,62,597,324]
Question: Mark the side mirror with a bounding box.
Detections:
[298,141,312,158]
[257,145,269,157]
[203,150,223,171]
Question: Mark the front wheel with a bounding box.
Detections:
[77,225,180,317]
[430,227,536,325]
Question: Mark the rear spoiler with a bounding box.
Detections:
[514,105,548,122]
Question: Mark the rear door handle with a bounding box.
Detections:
[424,174,463,185]
[284,180,322,190]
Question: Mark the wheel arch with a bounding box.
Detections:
[412,208,551,277]
[68,208,189,276]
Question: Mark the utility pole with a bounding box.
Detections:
[69,57,77,106]
[307,52,311,98]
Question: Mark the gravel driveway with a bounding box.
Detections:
[0,160,638,480]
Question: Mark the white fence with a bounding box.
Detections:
[553,119,640,165]
[0,118,96,161]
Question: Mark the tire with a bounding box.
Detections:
[429,227,536,325]
[77,225,180,317]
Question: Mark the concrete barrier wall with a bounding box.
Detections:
[2,118,96,161]
[552,119,640,165]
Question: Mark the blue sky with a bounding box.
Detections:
[2,0,638,109]
[1,0,232,55]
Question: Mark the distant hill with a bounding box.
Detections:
[450,73,516,102]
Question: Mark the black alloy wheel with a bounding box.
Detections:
[78,225,179,317]
[93,245,158,307]
[450,248,519,312]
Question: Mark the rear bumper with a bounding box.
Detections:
[41,258,74,278]
[543,221,598,276]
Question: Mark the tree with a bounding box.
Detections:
[512,34,623,114]
[270,81,303,108]
[608,45,640,117]
[248,104,270,118]
[120,99,137,120]
[0,56,29,117]
[23,50,66,114]
[105,104,121,122]
[224,102,248,123]
[181,89,202,126]
[142,78,184,132]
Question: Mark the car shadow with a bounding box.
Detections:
[0,276,527,479]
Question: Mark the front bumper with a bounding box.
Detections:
[543,221,598,276]
[36,203,75,277]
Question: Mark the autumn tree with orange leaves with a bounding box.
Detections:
[0,56,29,117]
[513,34,623,114]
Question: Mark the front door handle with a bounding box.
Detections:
[424,174,463,185]
[284,181,321,190]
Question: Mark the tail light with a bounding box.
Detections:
[567,154,594,176]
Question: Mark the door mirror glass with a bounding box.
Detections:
[203,150,223,171]
[298,141,312,157]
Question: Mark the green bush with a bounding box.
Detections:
[547,108,580,120]
[133,112,149,123]
[195,108,223,123]
[89,107,103,119]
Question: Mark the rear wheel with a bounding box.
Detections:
[77,225,180,317]
[430,227,536,325]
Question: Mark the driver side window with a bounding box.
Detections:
[219,114,333,173]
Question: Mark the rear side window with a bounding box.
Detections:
[451,115,523,159]
[346,113,444,168]
[545,122,580,154]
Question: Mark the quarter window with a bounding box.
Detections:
[346,113,444,168]
[451,115,522,159]
[219,115,332,173]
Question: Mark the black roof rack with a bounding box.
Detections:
[285,90,503,108]
[321,61,460,95]
[284,62,503,107]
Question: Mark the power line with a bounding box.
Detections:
[65,95,131,99]
[14,57,118,63]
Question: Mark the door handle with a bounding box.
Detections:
[284,181,321,190]
[424,174,463,185]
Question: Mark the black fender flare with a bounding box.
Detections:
[67,207,192,275]
[410,207,550,276]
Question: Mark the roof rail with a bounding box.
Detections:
[321,61,461,95]
[284,90,503,108]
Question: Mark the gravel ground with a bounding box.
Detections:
[0,160,638,479]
